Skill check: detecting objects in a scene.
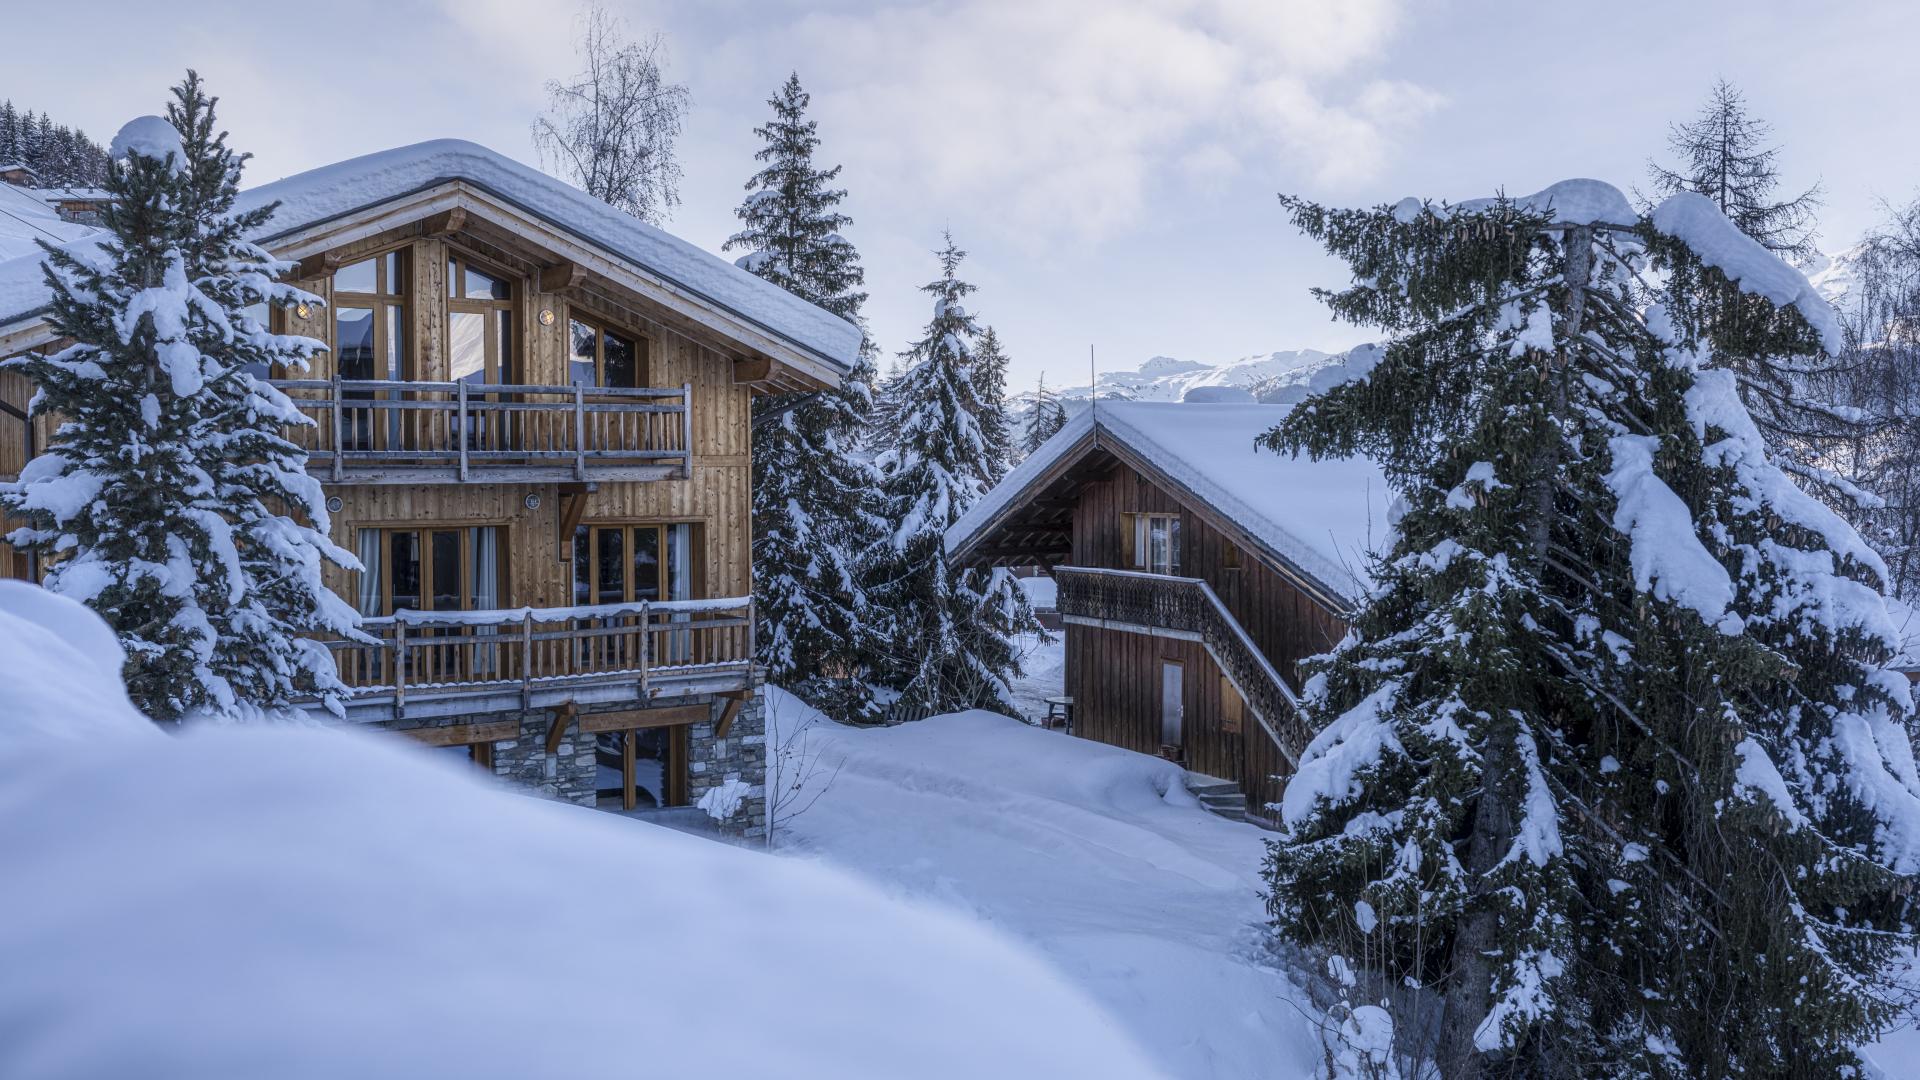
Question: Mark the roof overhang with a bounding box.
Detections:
[0,178,849,393]
[948,416,1358,617]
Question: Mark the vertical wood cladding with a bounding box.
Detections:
[1065,457,1344,816]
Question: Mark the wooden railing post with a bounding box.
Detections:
[637,602,651,699]
[329,374,344,483]
[521,611,534,710]
[573,383,587,481]
[392,618,407,718]
[680,383,694,478]
[456,379,469,482]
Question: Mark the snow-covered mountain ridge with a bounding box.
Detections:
[1013,245,1864,427]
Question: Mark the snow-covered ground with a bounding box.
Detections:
[1004,626,1066,725]
[766,687,1326,1080]
[0,583,1163,1080]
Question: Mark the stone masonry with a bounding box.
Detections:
[381,671,769,838]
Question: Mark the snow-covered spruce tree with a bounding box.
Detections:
[1022,372,1069,456]
[973,325,1014,484]
[723,72,883,721]
[1261,182,1920,1079]
[868,236,1042,714]
[1,74,361,722]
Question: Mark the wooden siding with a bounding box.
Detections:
[1068,458,1345,690]
[1065,622,1293,821]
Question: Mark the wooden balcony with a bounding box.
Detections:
[306,597,754,722]
[271,378,692,484]
[1053,565,1310,764]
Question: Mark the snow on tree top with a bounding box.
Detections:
[1650,190,1847,354]
[949,402,1390,606]
[108,115,186,173]
[0,139,863,372]
[1398,178,1640,228]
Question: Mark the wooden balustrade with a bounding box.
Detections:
[319,597,753,714]
[1053,565,1310,765]
[270,378,693,482]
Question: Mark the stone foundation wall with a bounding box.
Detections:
[380,676,767,837]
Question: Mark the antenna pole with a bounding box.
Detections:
[1089,344,1096,419]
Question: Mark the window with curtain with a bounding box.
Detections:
[353,525,506,616]
[448,252,517,450]
[333,249,409,452]
[1125,513,1181,575]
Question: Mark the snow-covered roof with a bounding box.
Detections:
[0,181,101,261]
[0,140,862,373]
[948,402,1391,607]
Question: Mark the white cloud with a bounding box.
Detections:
[685,0,1434,242]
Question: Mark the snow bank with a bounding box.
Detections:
[952,402,1389,606]
[763,688,1324,1079]
[0,139,862,373]
[0,595,1161,1080]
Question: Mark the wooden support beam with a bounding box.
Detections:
[394,719,519,747]
[713,690,751,738]
[557,486,593,562]
[540,261,589,292]
[578,703,710,734]
[623,728,637,811]
[733,357,777,384]
[544,701,578,756]
[294,252,341,281]
[421,206,468,236]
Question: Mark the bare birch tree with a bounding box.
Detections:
[532,4,690,224]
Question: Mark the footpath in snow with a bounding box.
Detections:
[765,686,1325,1080]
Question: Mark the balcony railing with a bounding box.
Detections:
[1053,565,1309,765]
[271,378,693,484]
[312,597,753,721]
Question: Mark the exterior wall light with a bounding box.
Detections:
[524,493,542,511]
[325,496,344,513]
[538,308,556,326]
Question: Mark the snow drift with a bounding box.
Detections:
[0,583,1162,1080]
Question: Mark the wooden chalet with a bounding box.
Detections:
[947,402,1387,824]
[0,140,865,833]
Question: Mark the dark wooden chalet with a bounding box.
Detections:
[947,402,1387,823]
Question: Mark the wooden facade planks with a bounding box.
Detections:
[1057,457,1343,822]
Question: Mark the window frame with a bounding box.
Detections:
[355,523,510,617]
[1122,512,1182,576]
[565,308,650,391]
[446,249,518,387]
[572,521,705,606]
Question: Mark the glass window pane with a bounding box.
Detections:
[334,258,378,294]
[385,305,406,381]
[1132,515,1148,569]
[336,307,376,380]
[390,531,421,613]
[497,310,513,383]
[464,263,510,300]
[569,320,598,387]
[449,312,486,384]
[383,251,406,296]
[1149,517,1169,574]
[448,257,459,298]
[1168,517,1181,575]
[470,527,500,610]
[666,524,692,601]
[631,527,661,603]
[430,530,461,611]
[572,525,591,605]
[603,331,636,388]
[355,529,383,617]
[596,529,625,605]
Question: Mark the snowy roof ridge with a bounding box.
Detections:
[0,139,862,372]
[948,402,1391,608]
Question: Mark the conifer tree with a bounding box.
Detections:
[2,73,363,722]
[973,325,1013,483]
[1261,182,1920,1079]
[724,73,882,720]
[869,236,1041,714]
[1022,372,1069,456]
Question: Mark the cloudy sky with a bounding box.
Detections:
[8,0,1918,390]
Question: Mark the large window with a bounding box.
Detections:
[568,315,645,389]
[354,525,505,617]
[447,252,515,386]
[1124,513,1181,576]
[333,250,409,451]
[571,523,698,607]
[596,725,689,811]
